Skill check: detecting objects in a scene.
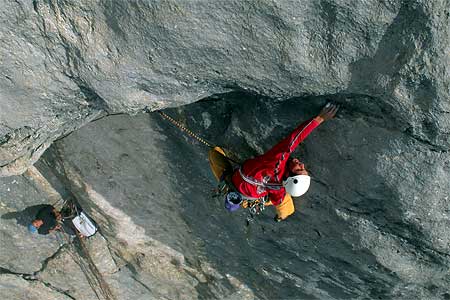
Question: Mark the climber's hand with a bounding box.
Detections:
[316,102,339,123]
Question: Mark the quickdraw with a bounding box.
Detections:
[214,176,268,223]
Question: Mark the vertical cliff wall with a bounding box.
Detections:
[0,0,449,299]
[1,0,448,175]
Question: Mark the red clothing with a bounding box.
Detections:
[231,118,320,205]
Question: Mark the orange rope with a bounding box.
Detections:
[158,111,213,148]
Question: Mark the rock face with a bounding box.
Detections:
[37,94,448,299]
[0,0,449,299]
[0,274,73,300]
[0,173,61,274]
[1,0,449,175]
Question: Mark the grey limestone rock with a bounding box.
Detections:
[35,97,448,299]
[0,0,449,299]
[0,273,73,300]
[0,174,61,274]
[1,0,448,175]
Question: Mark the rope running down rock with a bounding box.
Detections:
[158,111,214,148]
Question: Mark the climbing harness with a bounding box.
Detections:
[156,110,270,224]
[215,177,270,223]
[238,167,283,190]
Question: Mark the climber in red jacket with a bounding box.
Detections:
[225,102,339,221]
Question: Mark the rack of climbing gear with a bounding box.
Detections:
[215,177,269,225]
[155,109,270,225]
[244,196,270,226]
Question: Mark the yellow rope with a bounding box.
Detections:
[158,111,213,148]
[157,110,242,164]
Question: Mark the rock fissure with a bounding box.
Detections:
[0,265,77,300]
[70,77,111,113]
[0,266,32,277]
[377,226,450,261]
[35,279,78,300]
[1,0,450,298]
[34,243,68,275]
[403,128,450,153]
[32,0,39,15]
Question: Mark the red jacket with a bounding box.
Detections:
[231,118,320,205]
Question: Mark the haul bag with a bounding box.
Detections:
[72,212,98,237]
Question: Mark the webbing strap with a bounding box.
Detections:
[238,167,283,190]
[239,192,263,201]
[221,178,262,201]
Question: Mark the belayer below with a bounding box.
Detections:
[28,202,97,237]
[209,102,339,222]
[28,204,61,235]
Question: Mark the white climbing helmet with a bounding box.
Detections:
[283,175,311,197]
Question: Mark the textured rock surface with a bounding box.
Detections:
[38,95,448,299]
[0,157,255,299]
[36,113,256,300]
[1,0,448,174]
[0,173,61,274]
[1,0,449,299]
[0,273,73,300]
